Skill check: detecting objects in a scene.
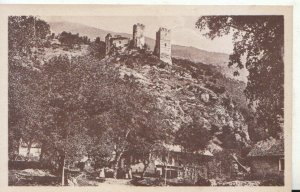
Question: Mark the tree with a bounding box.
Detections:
[175,115,212,153]
[8,16,50,160]
[8,16,50,56]
[95,37,101,44]
[40,55,93,184]
[8,60,45,160]
[127,103,172,178]
[88,38,106,59]
[86,83,162,178]
[196,16,284,139]
[81,63,173,178]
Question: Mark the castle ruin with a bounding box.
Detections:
[105,33,130,55]
[104,24,172,64]
[154,27,172,64]
[132,23,145,49]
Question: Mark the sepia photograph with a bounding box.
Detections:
[1,4,292,190]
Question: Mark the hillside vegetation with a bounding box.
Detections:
[98,51,251,153]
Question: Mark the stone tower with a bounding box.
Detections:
[132,23,145,49]
[154,27,172,64]
[105,33,112,55]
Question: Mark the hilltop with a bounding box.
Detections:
[49,21,247,81]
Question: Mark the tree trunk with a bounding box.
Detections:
[141,162,149,179]
[113,130,130,179]
[26,140,32,161]
[58,154,66,186]
[141,153,151,179]
[113,152,123,179]
[62,158,65,186]
[39,142,45,162]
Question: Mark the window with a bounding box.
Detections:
[165,43,167,47]
[279,158,284,171]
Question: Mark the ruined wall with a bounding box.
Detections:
[111,38,130,49]
[154,27,172,64]
[132,23,145,49]
[105,33,112,55]
[105,34,130,55]
[250,157,284,179]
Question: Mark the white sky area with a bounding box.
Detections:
[43,16,234,54]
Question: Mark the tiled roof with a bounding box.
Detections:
[247,137,284,157]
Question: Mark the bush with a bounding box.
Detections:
[9,160,42,170]
[130,177,162,186]
[158,62,166,69]
[195,177,212,186]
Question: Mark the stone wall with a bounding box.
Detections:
[250,157,284,179]
[105,33,112,55]
[111,38,130,49]
[133,23,145,49]
[154,27,172,64]
[105,34,130,55]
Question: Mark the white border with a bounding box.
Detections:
[0,0,298,190]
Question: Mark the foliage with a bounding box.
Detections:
[127,105,172,177]
[196,16,284,139]
[8,16,50,159]
[58,31,90,47]
[8,60,45,160]
[175,113,212,153]
[8,16,50,57]
[88,37,106,59]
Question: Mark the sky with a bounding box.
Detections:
[43,16,234,54]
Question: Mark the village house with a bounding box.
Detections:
[247,138,284,179]
[120,144,214,180]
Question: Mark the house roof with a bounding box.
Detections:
[164,144,213,156]
[247,137,284,157]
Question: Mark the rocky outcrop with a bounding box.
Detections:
[107,52,251,153]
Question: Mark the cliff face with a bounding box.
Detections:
[103,51,251,154]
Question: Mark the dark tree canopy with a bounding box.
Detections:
[196,16,284,139]
[175,114,212,153]
[58,31,90,47]
[8,16,50,55]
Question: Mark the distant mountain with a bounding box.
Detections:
[49,21,247,81]
[49,21,131,41]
